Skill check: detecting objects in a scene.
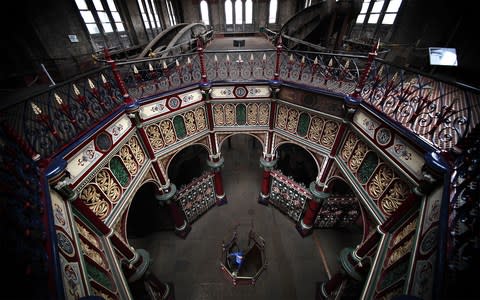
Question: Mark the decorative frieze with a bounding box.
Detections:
[275,103,340,149]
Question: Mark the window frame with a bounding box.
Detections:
[75,0,132,52]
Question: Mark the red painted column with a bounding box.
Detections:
[258,156,277,205]
[273,35,283,81]
[155,183,191,239]
[258,80,280,205]
[103,47,135,105]
[202,78,227,206]
[296,182,330,237]
[207,155,227,205]
[350,39,379,100]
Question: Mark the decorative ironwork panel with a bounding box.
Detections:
[361,61,480,150]
[79,184,112,220]
[269,170,309,222]
[120,53,202,100]
[176,173,216,223]
[314,196,360,228]
[275,103,340,149]
[211,102,270,127]
[340,130,412,217]
[205,50,276,81]
[279,50,360,95]
[0,68,123,158]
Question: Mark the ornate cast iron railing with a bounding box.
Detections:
[1,35,479,159]
[0,67,124,158]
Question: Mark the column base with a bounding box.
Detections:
[257,193,269,206]
[216,194,227,206]
[174,221,191,239]
[164,282,176,300]
[295,220,313,237]
[315,282,329,300]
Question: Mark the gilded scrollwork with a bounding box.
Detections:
[276,105,288,129]
[146,124,164,150]
[381,180,410,215]
[341,132,358,161]
[308,117,324,142]
[120,145,138,175]
[368,164,394,199]
[128,136,145,164]
[80,241,107,268]
[387,235,413,267]
[76,222,100,248]
[213,104,224,126]
[80,184,111,220]
[184,111,197,135]
[160,119,176,144]
[247,103,258,125]
[394,218,417,244]
[258,103,269,125]
[286,109,299,133]
[224,104,235,125]
[321,120,339,148]
[195,107,207,130]
[96,170,121,203]
[348,141,368,171]
[92,288,114,300]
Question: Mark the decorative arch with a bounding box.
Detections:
[217,132,265,151]
[274,141,320,175]
[166,143,211,188]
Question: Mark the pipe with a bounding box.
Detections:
[40,63,56,86]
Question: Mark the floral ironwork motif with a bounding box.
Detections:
[146,125,165,150]
[368,164,394,200]
[80,185,111,220]
[380,180,410,215]
[120,145,138,176]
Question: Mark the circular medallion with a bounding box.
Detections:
[95,132,112,152]
[167,96,181,110]
[376,127,392,146]
[420,226,438,255]
[57,231,75,257]
[234,86,247,98]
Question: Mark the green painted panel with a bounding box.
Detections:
[358,151,378,184]
[297,113,310,137]
[110,156,129,187]
[173,115,187,139]
[236,104,246,125]
[85,260,114,291]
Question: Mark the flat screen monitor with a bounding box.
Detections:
[428,47,458,66]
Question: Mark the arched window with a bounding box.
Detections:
[245,0,253,24]
[225,0,233,25]
[268,0,277,24]
[200,0,210,25]
[235,0,243,25]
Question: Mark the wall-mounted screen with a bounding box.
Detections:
[428,47,458,66]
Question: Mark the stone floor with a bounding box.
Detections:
[130,134,362,300]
